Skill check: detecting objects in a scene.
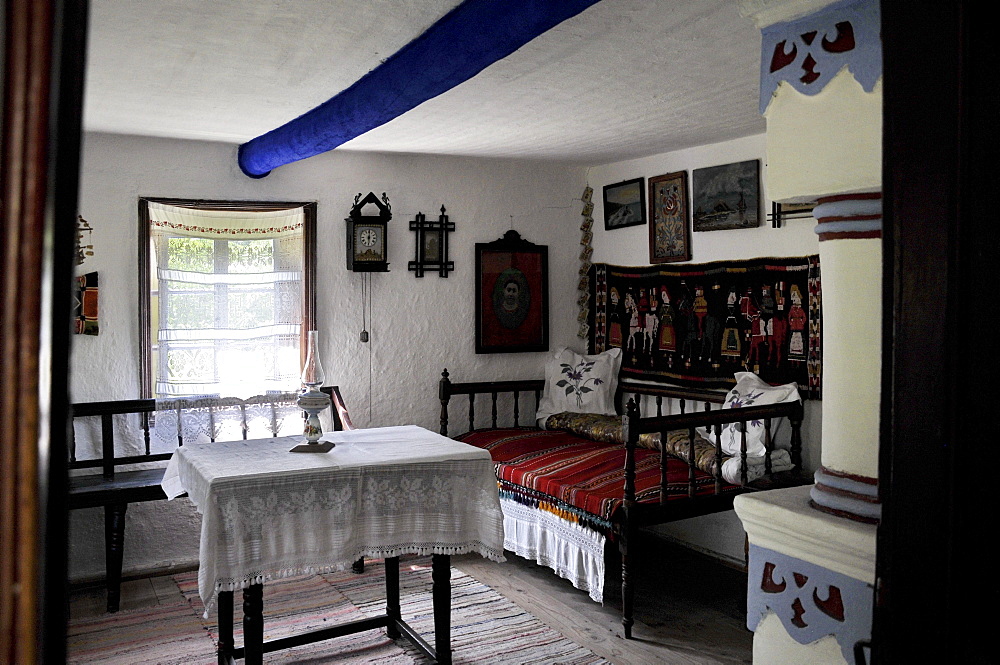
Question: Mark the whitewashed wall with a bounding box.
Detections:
[586,133,822,564]
[69,132,585,581]
[68,130,823,580]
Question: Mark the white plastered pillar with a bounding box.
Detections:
[735,0,883,662]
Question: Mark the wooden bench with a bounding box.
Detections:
[68,386,351,612]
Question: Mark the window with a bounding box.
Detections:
[138,199,316,399]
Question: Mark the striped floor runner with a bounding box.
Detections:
[68,557,610,664]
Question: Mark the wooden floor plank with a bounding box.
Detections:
[453,531,752,665]
[150,574,181,605]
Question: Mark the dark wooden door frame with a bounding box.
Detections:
[876,1,994,661]
[1,0,87,662]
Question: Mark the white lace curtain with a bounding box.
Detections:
[147,201,305,398]
[152,393,302,448]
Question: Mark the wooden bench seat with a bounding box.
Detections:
[69,469,172,508]
[69,386,349,612]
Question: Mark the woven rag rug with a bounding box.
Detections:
[67,557,609,665]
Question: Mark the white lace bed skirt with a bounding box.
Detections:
[499,496,606,603]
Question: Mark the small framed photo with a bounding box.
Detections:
[407,207,455,277]
[475,230,548,354]
[602,178,646,230]
[648,171,691,264]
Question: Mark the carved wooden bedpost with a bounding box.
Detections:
[624,398,639,501]
[620,398,640,639]
[439,369,452,436]
[789,400,804,470]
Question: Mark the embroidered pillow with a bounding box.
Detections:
[709,372,800,457]
[535,347,622,425]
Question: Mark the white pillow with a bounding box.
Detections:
[536,347,622,425]
[709,372,800,457]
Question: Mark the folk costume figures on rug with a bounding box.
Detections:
[589,257,822,397]
[657,287,677,366]
[676,283,701,368]
[788,283,807,361]
[746,292,767,372]
[608,287,623,348]
[700,284,722,366]
[623,288,655,362]
[768,282,789,367]
[721,286,742,361]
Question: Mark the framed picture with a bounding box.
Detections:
[648,171,691,263]
[692,159,760,231]
[73,271,99,335]
[602,177,646,230]
[407,207,455,277]
[475,230,548,354]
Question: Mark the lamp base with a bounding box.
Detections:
[289,441,335,453]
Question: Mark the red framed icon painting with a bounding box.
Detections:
[475,230,548,354]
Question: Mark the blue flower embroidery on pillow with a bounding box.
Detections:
[726,389,765,428]
[556,360,605,409]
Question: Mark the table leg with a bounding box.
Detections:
[385,556,401,639]
[243,584,264,665]
[217,590,234,665]
[431,554,452,665]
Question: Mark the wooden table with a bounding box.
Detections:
[162,426,505,665]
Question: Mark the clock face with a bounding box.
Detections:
[354,225,383,261]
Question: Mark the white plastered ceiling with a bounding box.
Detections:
[84,0,764,164]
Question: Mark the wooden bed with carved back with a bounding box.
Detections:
[437,368,806,638]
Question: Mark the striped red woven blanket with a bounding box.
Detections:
[458,428,738,528]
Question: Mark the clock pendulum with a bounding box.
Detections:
[360,272,370,344]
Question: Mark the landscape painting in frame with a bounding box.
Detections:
[602,178,646,230]
[692,160,760,231]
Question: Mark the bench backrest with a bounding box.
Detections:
[69,386,350,479]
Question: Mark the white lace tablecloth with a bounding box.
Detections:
[162,425,505,615]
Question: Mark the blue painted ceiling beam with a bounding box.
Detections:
[238,0,603,177]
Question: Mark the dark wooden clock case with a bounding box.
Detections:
[345,191,392,272]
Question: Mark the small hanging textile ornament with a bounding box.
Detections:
[76,215,94,265]
[577,186,595,339]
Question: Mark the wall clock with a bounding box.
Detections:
[345,191,392,272]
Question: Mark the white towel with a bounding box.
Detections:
[722,449,792,484]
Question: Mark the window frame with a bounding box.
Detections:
[137,198,317,400]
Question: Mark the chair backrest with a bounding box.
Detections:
[322,385,354,431]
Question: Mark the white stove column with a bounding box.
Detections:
[735,0,883,662]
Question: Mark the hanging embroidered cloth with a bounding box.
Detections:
[589,256,822,398]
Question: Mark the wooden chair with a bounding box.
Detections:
[68,386,350,612]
